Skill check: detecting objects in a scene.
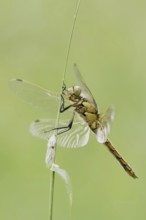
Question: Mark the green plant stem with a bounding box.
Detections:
[49,171,55,220]
[48,1,81,219]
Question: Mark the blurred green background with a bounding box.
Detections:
[1,0,146,219]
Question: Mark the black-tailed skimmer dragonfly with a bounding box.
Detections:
[9,64,137,178]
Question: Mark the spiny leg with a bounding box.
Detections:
[104,139,138,179]
[46,87,77,135]
[44,111,76,135]
[60,94,74,113]
[62,82,67,93]
[60,94,79,112]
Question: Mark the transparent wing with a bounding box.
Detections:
[30,118,90,148]
[9,79,60,113]
[73,64,98,111]
[96,105,115,143]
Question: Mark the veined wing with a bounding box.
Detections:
[96,105,115,143]
[73,64,98,111]
[30,118,90,148]
[9,79,60,113]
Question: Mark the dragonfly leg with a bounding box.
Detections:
[47,111,75,135]
[60,94,73,113]
[57,115,74,135]
[62,82,66,92]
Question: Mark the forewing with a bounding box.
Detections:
[30,118,90,148]
[73,64,98,111]
[96,105,115,143]
[9,79,60,113]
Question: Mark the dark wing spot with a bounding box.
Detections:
[34,119,40,123]
[16,79,23,82]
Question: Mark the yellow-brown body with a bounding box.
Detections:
[64,86,137,179]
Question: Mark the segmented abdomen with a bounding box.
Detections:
[104,140,137,179]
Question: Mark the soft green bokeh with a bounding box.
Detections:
[1,0,146,219]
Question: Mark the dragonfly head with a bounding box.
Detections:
[63,86,81,101]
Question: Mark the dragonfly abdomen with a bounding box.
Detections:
[104,140,138,179]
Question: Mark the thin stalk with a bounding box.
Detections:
[63,0,81,83]
[49,171,55,220]
[48,1,81,220]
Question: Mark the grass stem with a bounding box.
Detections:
[48,1,81,219]
[49,171,55,220]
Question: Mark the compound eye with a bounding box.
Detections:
[74,86,81,96]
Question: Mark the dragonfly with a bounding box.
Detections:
[9,64,137,178]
